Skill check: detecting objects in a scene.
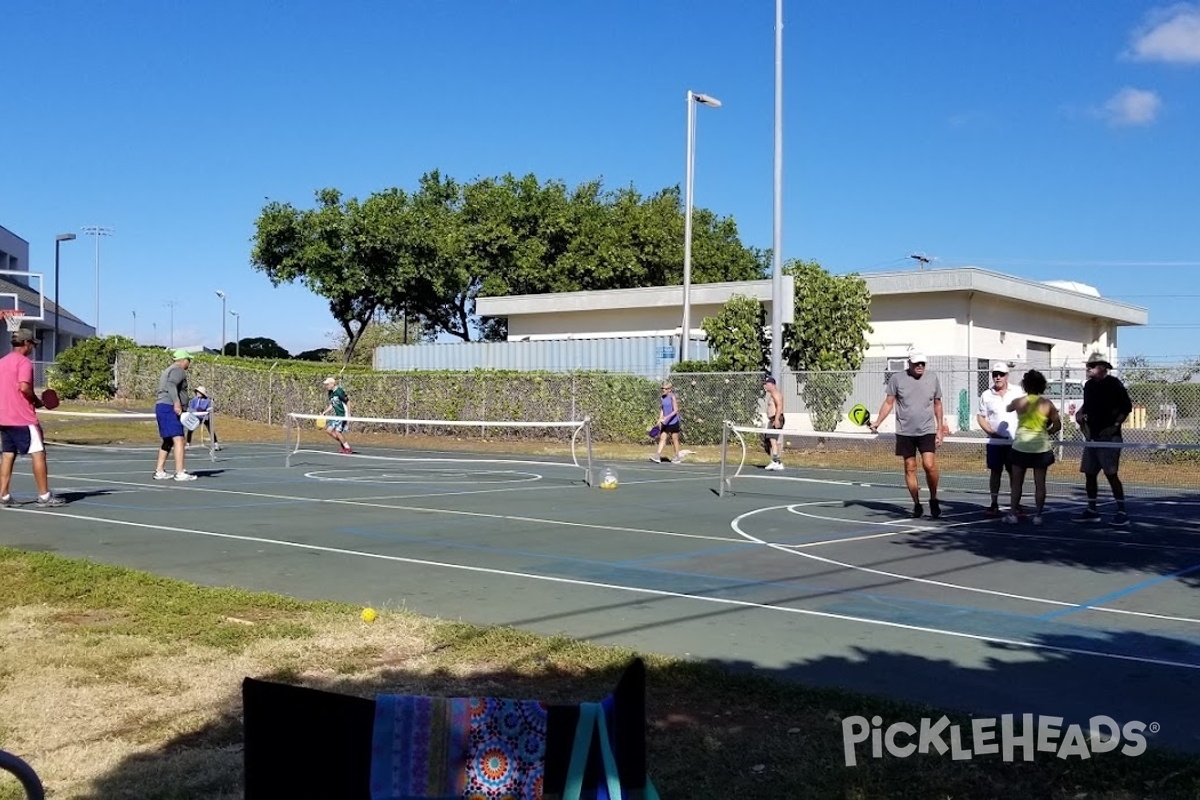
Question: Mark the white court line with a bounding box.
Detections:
[344,473,712,502]
[4,504,1199,673]
[732,504,1200,626]
[44,471,742,544]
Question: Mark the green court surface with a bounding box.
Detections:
[3,435,1200,753]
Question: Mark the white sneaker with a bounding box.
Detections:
[154,471,172,480]
[1002,513,1019,524]
[765,461,784,471]
[213,443,223,451]
[174,471,198,482]
[1032,514,1044,526]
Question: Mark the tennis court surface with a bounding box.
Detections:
[4,413,1200,751]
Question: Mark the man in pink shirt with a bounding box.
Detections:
[0,328,65,507]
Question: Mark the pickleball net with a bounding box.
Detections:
[718,422,1200,501]
[284,413,596,486]
[38,409,218,461]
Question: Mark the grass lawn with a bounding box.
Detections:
[2,547,1200,799]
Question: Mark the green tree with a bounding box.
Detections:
[294,348,333,362]
[700,294,769,372]
[47,335,137,399]
[327,313,435,365]
[782,260,873,431]
[226,337,290,359]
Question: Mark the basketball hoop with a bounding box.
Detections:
[0,310,26,333]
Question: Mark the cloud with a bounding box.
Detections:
[1098,87,1163,126]
[1126,4,1200,64]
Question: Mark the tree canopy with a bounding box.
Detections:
[251,171,767,358]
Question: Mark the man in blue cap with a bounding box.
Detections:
[153,349,199,481]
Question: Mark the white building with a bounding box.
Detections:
[1,224,96,361]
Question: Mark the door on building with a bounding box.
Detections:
[1026,341,1053,371]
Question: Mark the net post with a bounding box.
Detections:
[284,413,293,468]
[719,420,729,497]
[584,416,594,487]
[207,410,217,462]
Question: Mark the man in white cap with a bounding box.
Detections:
[1075,351,1132,525]
[870,350,946,518]
[153,349,198,481]
[976,361,1024,515]
[321,376,353,454]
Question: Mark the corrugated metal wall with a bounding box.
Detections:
[374,336,711,378]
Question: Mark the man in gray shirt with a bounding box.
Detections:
[869,351,946,518]
[153,349,198,482]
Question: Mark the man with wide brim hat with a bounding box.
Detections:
[1075,351,1132,525]
[152,349,199,482]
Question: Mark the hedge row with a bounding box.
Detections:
[113,351,764,445]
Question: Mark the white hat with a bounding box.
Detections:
[908,351,927,364]
[194,386,208,396]
[323,377,337,386]
[989,361,1010,374]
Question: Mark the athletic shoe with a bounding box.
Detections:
[671,456,683,464]
[1075,509,1101,523]
[1002,513,1019,524]
[173,472,198,482]
[36,494,66,508]
[1032,514,1044,526]
[986,504,1001,517]
[213,443,223,451]
[153,471,172,480]
[0,495,14,508]
[1112,511,1129,527]
[911,503,923,519]
[929,498,941,519]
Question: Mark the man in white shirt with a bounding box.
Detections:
[976,361,1024,515]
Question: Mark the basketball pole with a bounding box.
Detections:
[769,0,785,382]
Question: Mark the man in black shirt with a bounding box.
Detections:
[1075,352,1133,525]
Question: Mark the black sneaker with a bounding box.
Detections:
[912,503,924,519]
[1112,511,1129,527]
[1075,509,1101,523]
[36,494,66,508]
[929,498,941,519]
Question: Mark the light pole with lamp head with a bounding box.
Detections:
[229,310,240,357]
[53,233,76,357]
[81,226,112,335]
[215,290,227,355]
[681,90,721,363]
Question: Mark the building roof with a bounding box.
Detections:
[862,267,1146,325]
[476,277,796,320]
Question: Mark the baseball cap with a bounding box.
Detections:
[10,328,39,344]
[908,351,927,364]
[763,376,776,384]
[172,349,193,360]
[990,361,1010,374]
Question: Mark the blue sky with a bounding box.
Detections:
[3,1,1198,360]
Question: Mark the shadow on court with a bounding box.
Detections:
[72,627,1200,800]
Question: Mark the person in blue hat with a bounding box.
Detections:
[153,349,199,482]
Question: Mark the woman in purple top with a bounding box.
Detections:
[652,381,684,463]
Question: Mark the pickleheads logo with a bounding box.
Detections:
[841,714,1156,766]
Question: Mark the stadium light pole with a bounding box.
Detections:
[769,0,785,382]
[229,310,240,357]
[53,233,76,357]
[215,290,227,354]
[165,300,178,348]
[81,226,112,336]
[681,90,722,363]
[132,309,137,343]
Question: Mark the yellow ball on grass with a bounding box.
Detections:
[361,607,377,623]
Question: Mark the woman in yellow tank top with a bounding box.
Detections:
[1004,370,1062,525]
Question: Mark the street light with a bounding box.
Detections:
[681,90,721,363]
[229,310,240,357]
[53,233,76,356]
[215,290,227,354]
[769,0,785,382]
[81,226,113,335]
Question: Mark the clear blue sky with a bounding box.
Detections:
[3,1,1198,360]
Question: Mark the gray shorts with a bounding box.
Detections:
[1080,436,1122,476]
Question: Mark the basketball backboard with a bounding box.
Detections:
[0,269,45,322]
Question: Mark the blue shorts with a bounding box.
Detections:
[1,424,46,455]
[986,443,1012,471]
[156,404,185,438]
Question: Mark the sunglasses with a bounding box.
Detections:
[991,371,1007,378]
[911,362,926,367]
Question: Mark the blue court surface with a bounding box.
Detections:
[3,437,1200,752]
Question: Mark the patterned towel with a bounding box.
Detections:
[370,695,548,800]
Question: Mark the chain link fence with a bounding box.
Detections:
[108,352,1200,447]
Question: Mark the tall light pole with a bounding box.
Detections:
[770,0,785,382]
[81,226,112,335]
[229,310,240,357]
[152,321,157,345]
[132,309,137,343]
[53,233,76,356]
[215,290,227,354]
[165,300,178,348]
[681,90,722,362]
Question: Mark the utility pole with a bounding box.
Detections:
[165,300,178,348]
[81,226,113,334]
[910,253,932,269]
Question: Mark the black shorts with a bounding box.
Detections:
[895,433,937,458]
[986,443,1012,471]
[1011,449,1055,470]
[1080,437,1121,476]
[1,424,46,456]
[661,420,681,434]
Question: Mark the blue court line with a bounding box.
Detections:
[335,525,1040,623]
[1039,560,1200,620]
